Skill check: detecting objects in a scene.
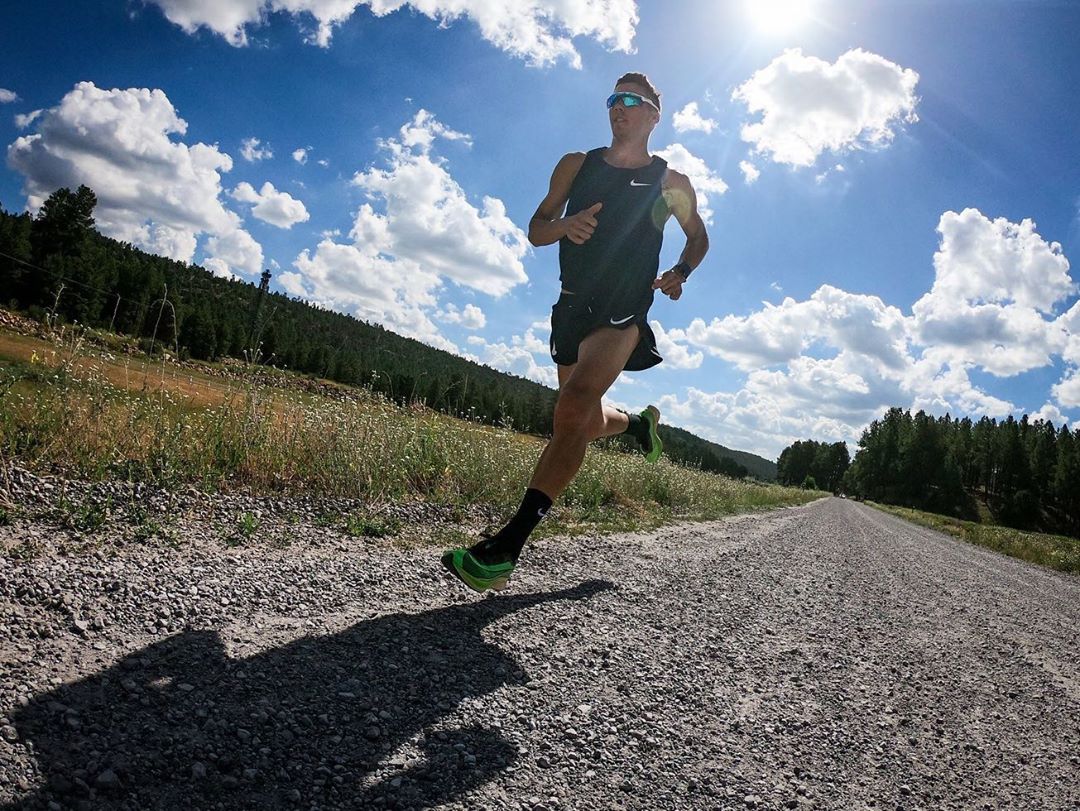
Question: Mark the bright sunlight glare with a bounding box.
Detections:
[745,0,815,35]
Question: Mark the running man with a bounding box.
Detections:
[442,72,709,592]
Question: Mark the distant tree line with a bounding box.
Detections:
[0,187,559,431]
[652,424,750,479]
[776,440,850,493]
[0,186,762,479]
[841,407,1080,537]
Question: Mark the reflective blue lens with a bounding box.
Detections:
[606,92,644,109]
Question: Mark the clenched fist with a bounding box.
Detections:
[652,268,686,301]
[563,202,603,245]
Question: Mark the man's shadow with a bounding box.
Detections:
[4,579,612,810]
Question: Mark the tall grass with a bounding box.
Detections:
[0,335,816,534]
[871,503,1080,574]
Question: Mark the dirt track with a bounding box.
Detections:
[2,497,1078,809]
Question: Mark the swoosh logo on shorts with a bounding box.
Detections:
[610,314,635,325]
[629,180,650,187]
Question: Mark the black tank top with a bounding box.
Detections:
[559,147,669,309]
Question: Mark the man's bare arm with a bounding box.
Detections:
[653,170,709,301]
[528,152,595,247]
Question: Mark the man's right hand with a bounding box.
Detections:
[563,202,602,245]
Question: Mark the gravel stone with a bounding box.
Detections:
[94,769,119,790]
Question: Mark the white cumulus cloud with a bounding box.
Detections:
[1030,402,1070,426]
[666,210,1079,458]
[1058,301,1080,367]
[0,88,18,103]
[733,48,919,168]
[684,285,910,373]
[466,324,558,388]
[240,137,272,162]
[14,109,43,129]
[292,147,309,164]
[143,0,638,66]
[672,101,716,134]
[739,160,760,185]
[351,109,528,295]
[5,81,262,277]
[283,109,528,349]
[653,143,728,226]
[283,238,452,350]
[1052,372,1080,409]
[912,208,1075,377]
[650,320,702,370]
[231,181,310,228]
[205,227,264,276]
[438,302,487,330]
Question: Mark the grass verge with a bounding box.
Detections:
[0,325,817,546]
[869,502,1080,574]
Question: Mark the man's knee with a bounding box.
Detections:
[553,382,602,437]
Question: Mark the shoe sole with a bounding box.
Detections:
[642,405,662,463]
[441,550,512,593]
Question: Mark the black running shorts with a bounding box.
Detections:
[549,291,663,371]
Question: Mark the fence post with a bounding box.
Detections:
[149,284,168,357]
[108,293,121,333]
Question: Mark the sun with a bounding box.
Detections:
[745,0,815,35]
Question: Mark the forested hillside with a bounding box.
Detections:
[0,186,775,479]
[661,424,775,481]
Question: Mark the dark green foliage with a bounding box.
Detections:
[842,407,1080,537]
[345,514,402,538]
[654,423,768,479]
[0,209,33,307]
[643,425,756,481]
[777,440,848,493]
[179,302,218,361]
[0,188,777,480]
[33,185,97,263]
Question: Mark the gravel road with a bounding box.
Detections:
[2,496,1078,810]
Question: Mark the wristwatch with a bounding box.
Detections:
[672,261,692,281]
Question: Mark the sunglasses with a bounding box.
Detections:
[606,92,660,114]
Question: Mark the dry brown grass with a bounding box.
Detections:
[1,324,817,533]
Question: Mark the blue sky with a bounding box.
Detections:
[2,0,1079,459]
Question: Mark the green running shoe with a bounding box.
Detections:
[441,548,515,593]
[640,404,663,463]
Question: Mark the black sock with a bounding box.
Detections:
[470,488,552,565]
[623,411,649,446]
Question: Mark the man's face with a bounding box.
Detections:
[609,82,659,138]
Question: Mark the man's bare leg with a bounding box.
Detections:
[528,325,641,499]
[456,325,652,570]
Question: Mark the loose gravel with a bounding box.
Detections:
[2,494,1078,810]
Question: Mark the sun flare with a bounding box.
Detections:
[745,0,814,35]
